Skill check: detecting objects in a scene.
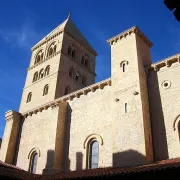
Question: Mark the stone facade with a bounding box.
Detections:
[1,15,180,175]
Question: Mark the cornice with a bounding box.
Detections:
[22,78,111,118]
[107,26,153,48]
[147,53,180,71]
[27,50,61,71]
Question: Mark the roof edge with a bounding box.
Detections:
[107,25,153,48]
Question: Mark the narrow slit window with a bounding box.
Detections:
[125,103,127,113]
[122,63,125,72]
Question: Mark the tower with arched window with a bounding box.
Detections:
[18,14,97,113]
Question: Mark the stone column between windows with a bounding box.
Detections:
[1,110,21,164]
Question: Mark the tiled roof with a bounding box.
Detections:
[0,161,41,180]
[1,158,180,180]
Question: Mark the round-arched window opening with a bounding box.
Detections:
[161,80,171,89]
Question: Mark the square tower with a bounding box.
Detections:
[19,15,97,113]
[108,26,154,163]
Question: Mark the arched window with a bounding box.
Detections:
[29,152,38,173]
[43,84,49,96]
[89,140,99,169]
[68,46,72,55]
[122,63,125,72]
[178,121,180,142]
[85,59,89,68]
[35,50,44,64]
[69,67,74,78]
[120,60,128,73]
[47,42,57,57]
[82,76,87,86]
[75,72,80,82]
[33,72,38,82]
[81,56,85,65]
[45,65,50,76]
[64,86,70,95]
[125,103,127,113]
[26,92,32,103]
[39,69,44,79]
[72,49,76,58]
[81,54,90,68]
[68,45,76,58]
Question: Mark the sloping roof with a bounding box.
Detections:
[32,16,96,54]
[1,158,180,180]
[0,161,41,180]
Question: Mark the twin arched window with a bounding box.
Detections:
[68,46,76,58]
[43,84,49,96]
[81,54,89,68]
[26,92,32,103]
[34,50,44,64]
[29,152,38,173]
[69,67,87,85]
[32,65,50,83]
[88,140,99,169]
[47,42,57,57]
[34,42,57,65]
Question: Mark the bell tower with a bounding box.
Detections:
[108,26,154,163]
[19,14,97,113]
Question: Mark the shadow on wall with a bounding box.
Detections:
[63,104,72,172]
[113,149,146,167]
[76,152,83,171]
[45,150,54,169]
[147,71,169,160]
[13,118,24,165]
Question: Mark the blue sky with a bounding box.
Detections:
[0,0,179,137]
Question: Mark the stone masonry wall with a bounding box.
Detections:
[16,106,59,174]
[148,62,180,160]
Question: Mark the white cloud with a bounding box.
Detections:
[0,21,43,49]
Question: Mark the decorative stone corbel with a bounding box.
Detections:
[166,61,170,67]
[99,84,104,89]
[153,65,159,72]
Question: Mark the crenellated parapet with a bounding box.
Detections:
[22,78,111,118]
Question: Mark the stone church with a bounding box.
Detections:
[0,14,180,175]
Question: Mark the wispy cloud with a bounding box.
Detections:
[0,21,43,49]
